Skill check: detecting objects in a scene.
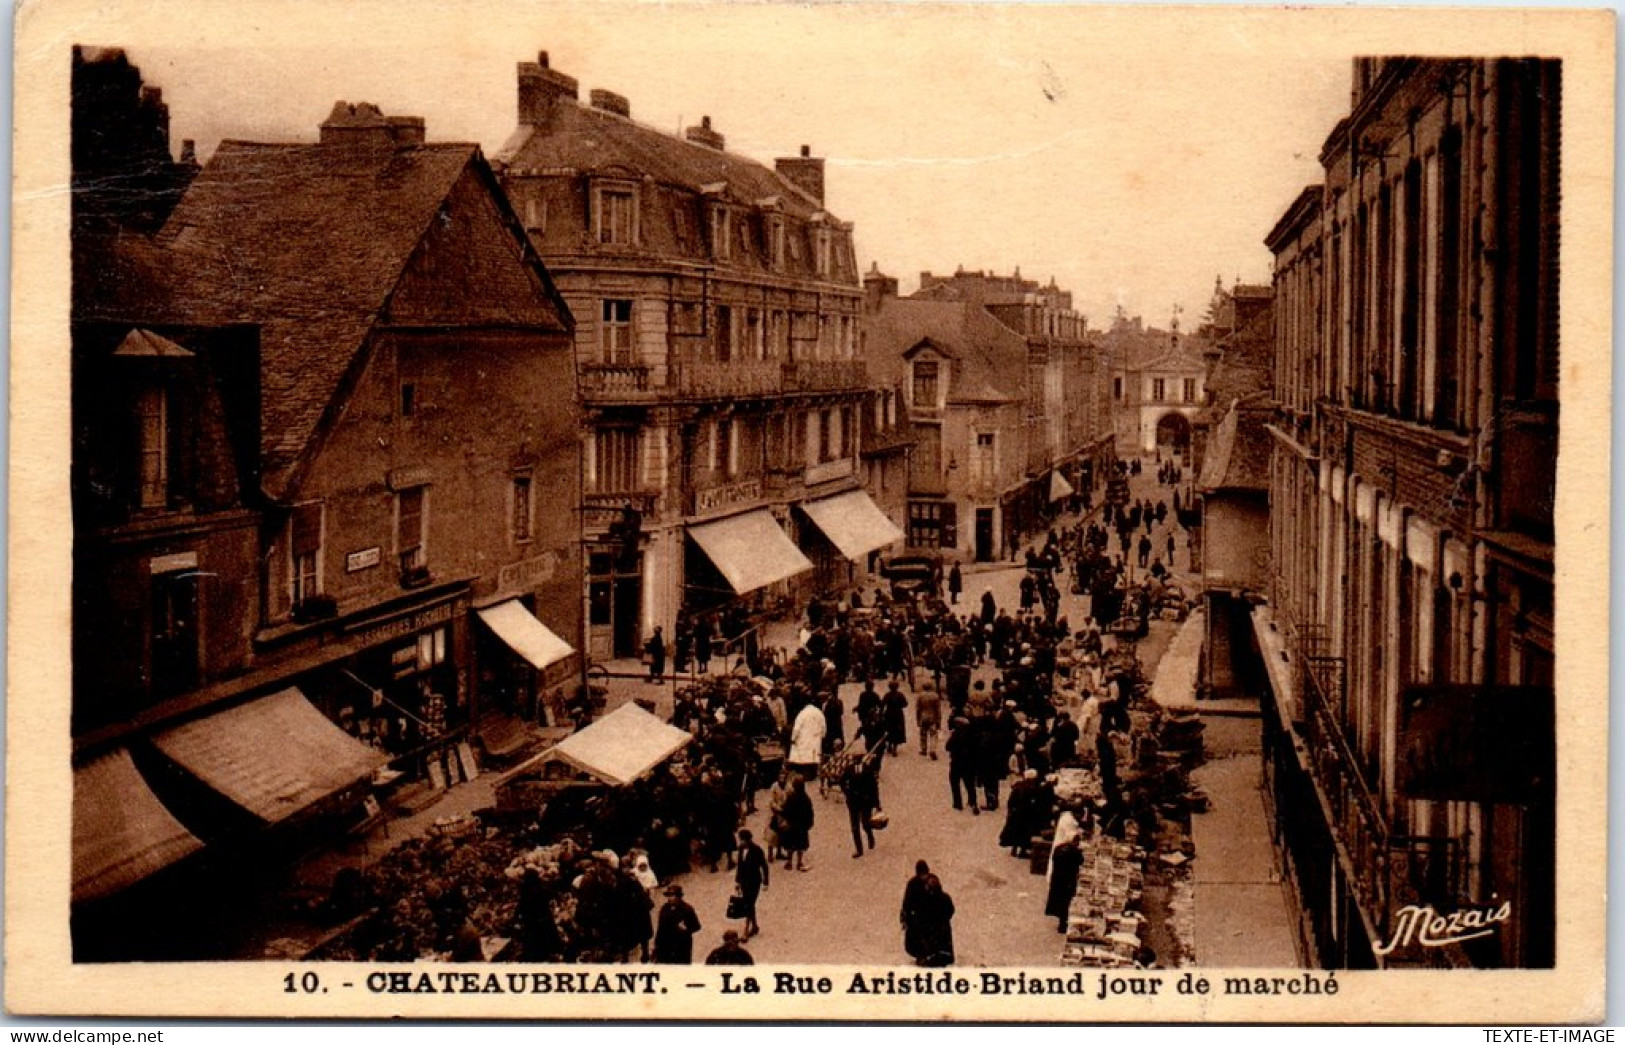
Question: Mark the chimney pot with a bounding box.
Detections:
[801,144,811,157]
[539,50,549,68]
[702,115,712,129]
[589,89,631,117]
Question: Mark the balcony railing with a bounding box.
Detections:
[671,359,782,398]
[579,361,652,398]
[783,359,868,392]
[1295,641,1474,965]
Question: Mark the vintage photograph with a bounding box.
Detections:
[9,0,1612,1023]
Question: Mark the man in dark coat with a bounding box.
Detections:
[821,690,846,757]
[980,589,997,625]
[842,752,882,858]
[644,626,667,683]
[1047,836,1084,933]
[733,829,770,940]
[946,717,979,814]
[653,885,702,964]
[947,563,963,604]
[704,930,755,965]
[882,681,909,755]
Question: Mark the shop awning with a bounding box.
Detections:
[1049,470,1076,502]
[538,703,692,787]
[73,748,203,904]
[798,490,905,561]
[687,509,813,594]
[151,688,387,824]
[477,599,575,671]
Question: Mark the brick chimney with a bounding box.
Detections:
[321,103,426,149]
[518,50,579,128]
[589,89,630,118]
[685,115,725,151]
[863,262,898,313]
[775,144,825,204]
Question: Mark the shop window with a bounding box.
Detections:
[397,486,427,577]
[512,476,533,544]
[907,500,957,549]
[290,501,324,606]
[150,567,198,698]
[600,299,635,363]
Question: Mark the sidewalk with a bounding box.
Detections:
[1188,756,1300,967]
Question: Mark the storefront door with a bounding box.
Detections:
[975,508,994,562]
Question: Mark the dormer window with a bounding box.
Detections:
[769,217,786,268]
[814,226,833,277]
[710,206,732,260]
[912,360,940,410]
[594,182,638,246]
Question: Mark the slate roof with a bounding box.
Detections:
[497,103,831,222]
[863,296,1026,404]
[1201,300,1275,422]
[1197,394,1273,493]
[141,139,565,500]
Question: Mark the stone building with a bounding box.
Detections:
[863,267,1110,561]
[71,94,582,936]
[1102,311,1212,458]
[1256,58,1559,970]
[493,52,903,662]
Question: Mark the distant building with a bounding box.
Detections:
[864,267,1111,561]
[1257,58,1558,970]
[1102,312,1211,458]
[493,52,903,661]
[71,93,581,933]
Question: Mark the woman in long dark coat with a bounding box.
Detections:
[914,874,956,966]
[1046,836,1084,933]
[899,861,933,961]
[778,777,814,871]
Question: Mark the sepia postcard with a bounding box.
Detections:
[7,0,1613,1023]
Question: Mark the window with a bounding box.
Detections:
[512,476,533,543]
[400,382,416,417]
[971,431,995,485]
[1152,378,1166,401]
[601,299,634,363]
[907,500,957,549]
[714,305,734,362]
[814,227,833,277]
[1182,378,1196,403]
[819,409,833,462]
[1435,130,1463,428]
[523,196,546,233]
[1113,377,1124,401]
[597,186,636,245]
[715,418,735,476]
[397,487,427,573]
[912,361,940,409]
[745,309,764,360]
[769,218,786,268]
[136,384,168,509]
[594,428,640,493]
[710,207,731,260]
[290,502,324,604]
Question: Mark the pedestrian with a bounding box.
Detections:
[694,615,715,674]
[980,589,997,626]
[1167,532,1176,564]
[882,680,909,756]
[779,776,814,871]
[842,750,882,858]
[704,929,755,965]
[914,874,957,966]
[915,679,943,759]
[644,626,666,683]
[733,829,770,940]
[900,860,934,963]
[653,885,702,964]
[787,699,826,782]
[1137,534,1151,568]
[946,717,980,814]
[1046,836,1084,934]
[948,562,963,604]
[764,772,790,860]
[821,689,846,757]
[674,616,693,674]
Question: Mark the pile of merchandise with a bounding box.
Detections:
[1059,831,1149,968]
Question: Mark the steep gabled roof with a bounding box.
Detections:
[498,103,831,222]
[151,139,567,500]
[863,296,1025,404]
[1198,394,1273,493]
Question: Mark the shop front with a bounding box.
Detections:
[795,488,906,594]
[474,596,578,732]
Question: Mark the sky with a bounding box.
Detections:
[114,4,1357,328]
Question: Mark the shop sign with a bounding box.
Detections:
[388,466,433,491]
[498,552,559,594]
[1396,684,1554,803]
[346,546,382,572]
[695,478,763,514]
[345,599,459,647]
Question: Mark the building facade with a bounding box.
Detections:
[71,88,583,932]
[1103,312,1211,457]
[1257,58,1559,970]
[863,267,1110,562]
[493,52,902,662]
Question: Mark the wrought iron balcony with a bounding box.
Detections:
[782,359,868,392]
[578,361,653,400]
[671,359,783,398]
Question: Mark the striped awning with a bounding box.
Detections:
[73,748,202,904]
[151,688,387,824]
